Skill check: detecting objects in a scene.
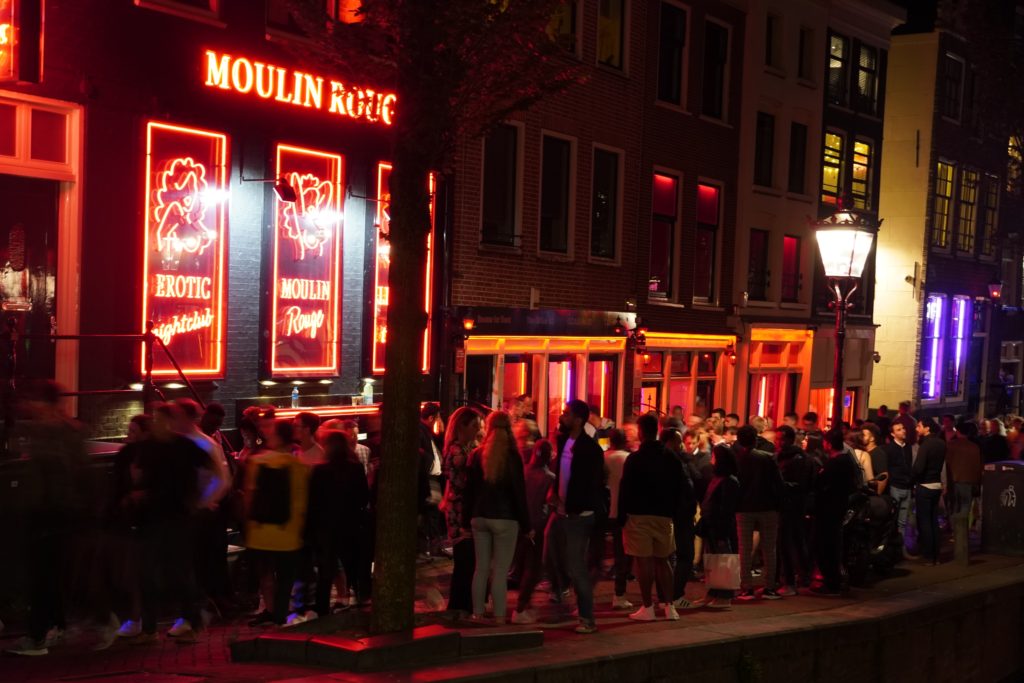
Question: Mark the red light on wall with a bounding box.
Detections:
[697,183,720,224]
[0,2,14,82]
[141,122,228,377]
[270,144,344,377]
[371,163,435,375]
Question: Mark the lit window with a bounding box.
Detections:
[657,2,687,105]
[598,0,626,69]
[1008,136,1022,195]
[941,54,965,121]
[956,168,979,252]
[980,174,998,257]
[481,124,519,247]
[694,183,720,302]
[781,235,800,302]
[539,135,572,254]
[944,296,971,398]
[702,21,729,119]
[932,161,955,248]
[920,294,946,401]
[591,148,621,260]
[851,140,872,210]
[754,112,774,187]
[548,0,578,53]
[855,44,878,114]
[821,131,843,205]
[747,229,769,301]
[827,33,848,106]
[649,172,678,299]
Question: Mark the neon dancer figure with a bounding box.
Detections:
[281,172,335,261]
[154,156,216,259]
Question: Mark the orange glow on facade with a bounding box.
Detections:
[273,403,380,420]
[0,16,12,82]
[203,50,396,127]
[142,122,227,377]
[371,163,434,374]
[271,144,343,377]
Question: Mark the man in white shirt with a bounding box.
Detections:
[293,412,325,467]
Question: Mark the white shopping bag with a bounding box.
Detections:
[705,553,741,591]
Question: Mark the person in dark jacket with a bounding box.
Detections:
[440,406,483,615]
[981,418,1011,464]
[884,421,915,555]
[546,399,605,634]
[417,404,446,557]
[307,430,370,616]
[694,444,741,609]
[661,427,698,609]
[811,429,859,595]
[914,418,946,565]
[512,441,555,624]
[618,414,682,621]
[463,411,531,623]
[733,425,784,600]
[775,426,816,592]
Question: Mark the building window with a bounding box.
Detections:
[851,139,872,209]
[943,296,971,399]
[754,112,775,187]
[539,135,572,254]
[1008,136,1022,195]
[702,21,729,119]
[591,147,620,260]
[747,229,770,301]
[657,2,687,105]
[765,14,782,69]
[941,53,965,122]
[855,44,879,114]
[932,161,955,249]
[797,27,814,80]
[549,0,578,53]
[821,131,843,205]
[598,0,626,70]
[481,124,519,247]
[956,168,979,253]
[921,294,946,401]
[694,183,720,301]
[781,235,800,302]
[788,122,808,194]
[980,174,998,257]
[649,172,678,299]
[137,0,220,23]
[827,33,849,106]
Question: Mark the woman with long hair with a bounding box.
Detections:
[462,411,531,622]
[441,406,483,614]
[694,444,740,610]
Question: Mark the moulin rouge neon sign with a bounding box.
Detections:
[203,50,396,127]
[142,122,227,377]
[270,144,343,377]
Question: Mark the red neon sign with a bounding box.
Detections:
[270,144,343,377]
[142,122,228,377]
[371,164,434,374]
[203,50,396,127]
[0,0,13,82]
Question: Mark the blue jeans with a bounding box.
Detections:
[889,487,912,538]
[546,514,596,624]
[916,487,942,563]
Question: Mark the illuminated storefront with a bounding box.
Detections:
[637,333,737,419]
[740,328,814,426]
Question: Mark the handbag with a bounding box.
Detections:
[704,553,741,591]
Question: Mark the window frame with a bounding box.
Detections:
[701,17,731,122]
[797,26,815,82]
[827,32,850,107]
[820,129,844,205]
[479,121,525,250]
[943,295,971,401]
[747,228,771,302]
[135,0,224,26]
[693,179,723,306]
[851,137,873,210]
[781,234,801,303]
[549,0,582,56]
[765,13,783,71]
[980,173,999,258]
[589,143,625,264]
[855,42,879,115]
[955,167,979,253]
[656,0,690,108]
[649,168,682,301]
[788,121,808,195]
[537,131,577,258]
[754,111,775,188]
[921,293,947,403]
[941,52,966,124]
[597,0,629,72]
[931,159,956,250]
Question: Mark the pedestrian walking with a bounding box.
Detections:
[440,406,483,614]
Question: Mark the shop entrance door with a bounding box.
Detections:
[0,174,59,381]
[465,355,495,411]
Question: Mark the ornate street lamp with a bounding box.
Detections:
[813,205,880,430]
[988,278,1004,302]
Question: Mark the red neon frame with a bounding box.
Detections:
[371,164,435,374]
[270,144,344,377]
[141,121,228,378]
[0,3,15,82]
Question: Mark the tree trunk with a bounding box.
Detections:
[369,125,433,635]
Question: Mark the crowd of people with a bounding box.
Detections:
[5,382,1024,653]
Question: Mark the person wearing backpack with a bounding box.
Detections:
[245,419,310,626]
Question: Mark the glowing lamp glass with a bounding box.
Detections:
[815,227,874,279]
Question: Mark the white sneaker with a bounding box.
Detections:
[43,627,65,648]
[117,620,142,638]
[628,605,657,621]
[673,596,700,610]
[511,609,537,625]
[167,618,192,637]
[285,612,307,626]
[611,595,634,610]
[303,610,319,622]
[663,604,680,621]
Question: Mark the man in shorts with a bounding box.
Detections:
[618,413,682,621]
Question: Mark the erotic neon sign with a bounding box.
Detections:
[281,172,335,260]
[204,50,396,127]
[154,157,216,257]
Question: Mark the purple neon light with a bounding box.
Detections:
[926,296,943,399]
[952,297,970,395]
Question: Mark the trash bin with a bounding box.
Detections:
[982,461,1024,556]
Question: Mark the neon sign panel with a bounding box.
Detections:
[270,144,343,377]
[372,164,434,374]
[0,0,13,82]
[203,50,396,127]
[142,122,228,377]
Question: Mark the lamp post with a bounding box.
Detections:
[813,206,880,431]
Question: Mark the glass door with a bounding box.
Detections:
[547,355,577,436]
